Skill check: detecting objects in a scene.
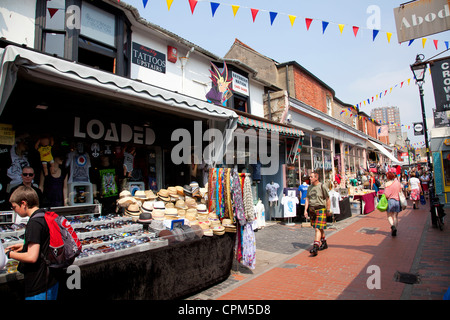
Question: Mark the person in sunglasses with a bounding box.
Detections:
[8,167,43,223]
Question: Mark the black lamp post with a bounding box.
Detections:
[410,54,437,224]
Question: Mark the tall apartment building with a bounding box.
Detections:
[370,106,402,139]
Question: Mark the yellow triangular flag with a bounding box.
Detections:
[166,0,173,11]
[422,38,427,48]
[338,24,345,34]
[288,15,296,27]
[386,32,392,43]
[408,78,411,85]
[232,5,240,17]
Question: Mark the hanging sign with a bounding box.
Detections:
[413,122,424,136]
[231,71,249,96]
[132,42,166,74]
[430,57,450,112]
[393,0,450,43]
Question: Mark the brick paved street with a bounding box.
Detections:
[188,200,450,300]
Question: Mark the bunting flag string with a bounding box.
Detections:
[339,108,413,131]
[149,0,449,51]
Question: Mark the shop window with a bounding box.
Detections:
[286,159,300,188]
[300,146,312,183]
[43,0,66,57]
[311,135,322,148]
[323,138,331,150]
[232,95,248,113]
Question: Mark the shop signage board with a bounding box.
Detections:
[430,57,450,112]
[0,123,15,145]
[132,42,166,74]
[413,122,424,136]
[434,109,450,127]
[231,71,249,96]
[393,0,450,43]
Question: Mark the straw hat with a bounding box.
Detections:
[199,221,211,230]
[177,209,186,217]
[185,197,197,209]
[167,187,179,200]
[119,190,132,198]
[175,186,184,196]
[183,185,192,197]
[212,225,225,236]
[185,208,197,221]
[203,228,213,237]
[142,201,154,213]
[145,190,157,200]
[153,201,165,211]
[165,208,178,217]
[152,209,165,221]
[196,204,208,214]
[117,196,137,207]
[157,189,170,202]
[125,203,141,216]
[165,202,175,209]
[134,190,148,201]
[175,199,188,210]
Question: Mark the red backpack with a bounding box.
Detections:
[33,211,82,269]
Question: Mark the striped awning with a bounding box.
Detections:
[237,115,303,137]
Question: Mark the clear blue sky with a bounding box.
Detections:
[123,0,450,146]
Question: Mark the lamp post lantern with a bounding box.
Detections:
[410,54,437,226]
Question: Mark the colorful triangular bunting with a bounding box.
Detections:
[269,12,278,26]
[251,8,259,22]
[352,26,359,37]
[305,18,313,30]
[232,5,240,17]
[372,29,379,41]
[210,2,219,17]
[338,24,345,34]
[188,0,197,14]
[322,21,329,34]
[288,15,296,27]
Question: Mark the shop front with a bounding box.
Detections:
[0,45,241,299]
[431,128,450,206]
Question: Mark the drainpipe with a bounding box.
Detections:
[267,90,272,120]
[180,47,195,93]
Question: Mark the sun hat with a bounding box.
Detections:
[157,189,170,202]
[203,228,213,237]
[196,204,208,214]
[153,201,165,210]
[165,202,175,209]
[134,190,148,200]
[212,225,225,236]
[167,187,179,200]
[175,186,184,196]
[152,209,165,220]
[185,197,197,209]
[177,209,186,217]
[117,196,138,207]
[138,212,152,224]
[165,208,178,217]
[125,203,141,216]
[175,199,188,210]
[185,208,197,221]
[183,185,192,197]
[142,201,154,213]
[145,190,157,200]
[119,190,132,198]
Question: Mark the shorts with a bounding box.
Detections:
[387,199,401,213]
[310,208,327,230]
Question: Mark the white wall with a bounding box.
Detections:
[0,0,36,48]
[130,28,212,101]
[249,80,264,117]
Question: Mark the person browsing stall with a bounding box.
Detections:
[5,186,59,300]
[304,172,331,256]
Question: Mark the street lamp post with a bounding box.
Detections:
[410,54,437,225]
[405,137,411,167]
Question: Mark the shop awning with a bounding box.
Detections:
[0,45,238,125]
[237,115,303,137]
[367,140,402,165]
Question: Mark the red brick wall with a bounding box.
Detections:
[293,67,332,113]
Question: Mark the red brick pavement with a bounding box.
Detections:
[217,203,448,300]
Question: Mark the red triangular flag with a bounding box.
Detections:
[189,0,198,14]
[434,39,439,49]
[352,26,359,37]
[251,8,259,22]
[305,18,313,30]
[48,8,58,18]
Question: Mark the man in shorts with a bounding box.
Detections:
[304,172,331,256]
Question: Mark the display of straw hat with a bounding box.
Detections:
[165,208,178,217]
[177,209,186,218]
[157,189,170,202]
[209,219,221,228]
[190,181,200,197]
[196,204,208,214]
[165,202,175,209]
[167,187,179,201]
[153,201,165,211]
[203,228,213,237]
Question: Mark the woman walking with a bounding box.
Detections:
[383,172,404,236]
[408,172,422,209]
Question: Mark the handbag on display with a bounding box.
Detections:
[377,194,388,212]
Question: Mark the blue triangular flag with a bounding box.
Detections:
[210,2,220,17]
[408,39,415,46]
[143,0,149,8]
[373,29,379,41]
[269,12,278,26]
[446,41,449,50]
[322,21,329,34]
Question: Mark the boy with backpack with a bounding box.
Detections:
[5,186,60,299]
